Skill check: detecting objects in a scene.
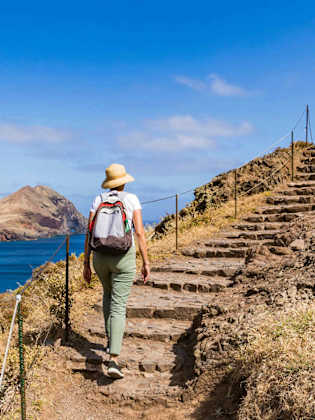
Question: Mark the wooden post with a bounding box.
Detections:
[175,194,179,251]
[306,104,309,144]
[234,170,237,219]
[291,131,294,182]
[65,235,70,341]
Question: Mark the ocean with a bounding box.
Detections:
[0,234,85,294]
[0,220,157,294]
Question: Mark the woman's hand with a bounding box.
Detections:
[133,209,150,284]
[83,264,91,284]
[142,263,150,284]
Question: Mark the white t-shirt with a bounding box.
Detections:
[90,190,142,246]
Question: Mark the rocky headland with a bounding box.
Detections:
[0,185,86,241]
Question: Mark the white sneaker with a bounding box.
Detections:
[107,361,124,379]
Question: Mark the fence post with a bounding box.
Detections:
[65,235,70,342]
[306,104,309,144]
[234,170,237,219]
[291,131,294,181]
[175,194,179,251]
[18,301,26,420]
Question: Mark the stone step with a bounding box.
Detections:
[232,222,287,231]
[229,229,281,240]
[266,195,315,205]
[295,172,315,181]
[244,213,299,223]
[182,247,248,259]
[85,316,192,342]
[277,187,315,196]
[94,285,211,320]
[151,259,243,277]
[98,371,182,405]
[203,238,274,248]
[296,165,315,173]
[65,337,187,375]
[254,203,315,215]
[268,246,292,256]
[287,180,315,188]
[300,157,315,165]
[302,149,315,157]
[135,271,232,293]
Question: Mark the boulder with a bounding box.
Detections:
[289,239,305,251]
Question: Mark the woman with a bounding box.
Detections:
[83,163,150,379]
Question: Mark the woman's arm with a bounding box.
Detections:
[83,211,94,283]
[133,209,150,283]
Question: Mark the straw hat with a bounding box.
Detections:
[101,163,135,189]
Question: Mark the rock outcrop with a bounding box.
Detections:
[154,142,308,238]
[0,185,86,241]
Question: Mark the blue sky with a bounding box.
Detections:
[0,1,314,222]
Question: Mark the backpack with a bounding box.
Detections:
[89,191,132,255]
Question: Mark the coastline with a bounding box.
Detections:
[0,234,86,294]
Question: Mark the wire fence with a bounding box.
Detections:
[141,105,312,246]
[0,235,69,419]
[0,104,313,419]
[142,106,310,208]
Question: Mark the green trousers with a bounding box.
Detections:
[92,247,136,356]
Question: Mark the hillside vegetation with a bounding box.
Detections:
[154,142,306,238]
[191,213,315,419]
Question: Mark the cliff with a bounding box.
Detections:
[0,185,87,241]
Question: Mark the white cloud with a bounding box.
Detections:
[0,123,71,143]
[149,115,252,136]
[174,76,206,91]
[208,74,248,96]
[119,115,253,152]
[175,74,251,97]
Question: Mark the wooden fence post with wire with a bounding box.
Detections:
[306,104,309,144]
[175,194,179,251]
[291,131,294,182]
[234,169,238,219]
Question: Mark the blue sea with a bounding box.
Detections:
[0,234,86,294]
[0,220,157,294]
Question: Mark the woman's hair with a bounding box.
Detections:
[111,184,125,191]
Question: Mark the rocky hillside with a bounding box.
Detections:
[154,142,307,238]
[189,213,315,419]
[0,185,86,241]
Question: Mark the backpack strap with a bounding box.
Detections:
[102,190,128,202]
[100,191,111,202]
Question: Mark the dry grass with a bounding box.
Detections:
[0,253,100,418]
[143,190,270,264]
[232,304,315,420]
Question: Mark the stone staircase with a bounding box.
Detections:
[64,146,315,408]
